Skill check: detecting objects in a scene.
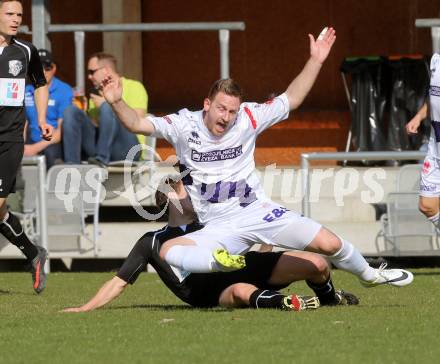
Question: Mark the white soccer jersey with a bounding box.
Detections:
[150,93,290,224]
[427,53,440,159]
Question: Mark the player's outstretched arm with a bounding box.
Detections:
[63,276,127,312]
[406,102,428,135]
[100,70,155,136]
[34,84,53,141]
[285,27,336,110]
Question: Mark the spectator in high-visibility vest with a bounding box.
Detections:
[62,52,147,167]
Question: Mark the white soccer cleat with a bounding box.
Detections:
[360,263,414,287]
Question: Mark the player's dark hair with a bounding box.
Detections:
[208,78,244,102]
[155,175,180,212]
[155,179,169,211]
[89,52,118,72]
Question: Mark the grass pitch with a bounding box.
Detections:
[1,269,440,364]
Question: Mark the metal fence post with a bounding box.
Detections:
[219,29,230,79]
[31,0,50,49]
[300,154,310,217]
[74,31,85,93]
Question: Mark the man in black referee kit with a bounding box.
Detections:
[0,0,52,293]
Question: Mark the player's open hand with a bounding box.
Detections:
[40,123,53,141]
[100,69,123,105]
[309,27,336,64]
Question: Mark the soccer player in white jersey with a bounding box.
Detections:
[101,27,413,288]
[407,53,440,228]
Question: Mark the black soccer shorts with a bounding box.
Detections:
[0,142,24,198]
[184,251,288,308]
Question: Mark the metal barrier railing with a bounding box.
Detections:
[45,22,245,93]
[300,151,426,218]
[21,155,49,272]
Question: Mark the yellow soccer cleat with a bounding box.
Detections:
[213,249,246,272]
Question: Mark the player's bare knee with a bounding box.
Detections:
[308,228,342,256]
[232,284,256,305]
[220,284,252,308]
[418,200,437,218]
[310,255,330,277]
[231,285,247,301]
[319,234,342,256]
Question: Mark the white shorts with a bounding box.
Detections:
[183,200,322,254]
[420,155,440,197]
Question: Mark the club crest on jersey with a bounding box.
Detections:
[8,60,23,77]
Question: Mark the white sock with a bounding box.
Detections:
[165,245,218,273]
[329,238,376,281]
[428,213,440,231]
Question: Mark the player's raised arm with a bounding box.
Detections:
[62,276,127,312]
[100,71,155,136]
[285,27,336,110]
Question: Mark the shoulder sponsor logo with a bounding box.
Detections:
[191,145,242,162]
[162,115,172,124]
[8,60,22,77]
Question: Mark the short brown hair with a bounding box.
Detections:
[89,52,118,71]
[208,78,243,102]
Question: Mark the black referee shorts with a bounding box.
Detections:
[0,142,24,198]
[184,251,288,308]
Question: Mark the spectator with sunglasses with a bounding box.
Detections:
[24,49,73,168]
[62,52,147,167]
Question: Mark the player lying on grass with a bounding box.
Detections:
[63,177,358,313]
[99,26,413,288]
